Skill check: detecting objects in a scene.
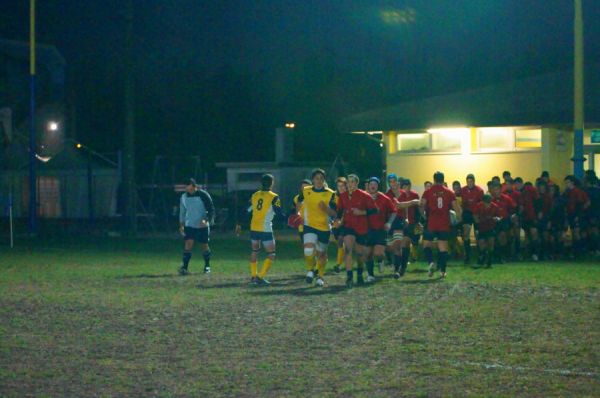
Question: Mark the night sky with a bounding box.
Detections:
[3,1,600,181]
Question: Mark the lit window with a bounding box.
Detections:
[477,128,513,152]
[515,129,542,149]
[428,128,468,153]
[396,133,430,152]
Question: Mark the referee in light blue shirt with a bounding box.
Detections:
[179,178,215,275]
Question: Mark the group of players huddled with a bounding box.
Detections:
[178,168,599,288]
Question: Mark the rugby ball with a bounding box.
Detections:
[287,214,303,229]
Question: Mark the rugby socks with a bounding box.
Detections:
[203,250,211,269]
[386,250,393,265]
[438,251,449,273]
[250,261,258,277]
[336,248,344,265]
[410,245,418,261]
[424,247,433,264]
[401,250,409,271]
[393,255,402,272]
[258,258,272,278]
[317,257,326,278]
[366,260,375,277]
[346,270,353,281]
[305,254,315,271]
[182,251,192,269]
[463,239,471,260]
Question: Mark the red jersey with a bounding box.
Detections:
[519,185,539,221]
[368,192,397,230]
[474,202,499,232]
[539,192,553,217]
[461,185,484,212]
[564,187,589,215]
[501,182,512,193]
[338,189,377,235]
[386,188,408,219]
[403,189,420,224]
[492,193,516,219]
[422,184,456,232]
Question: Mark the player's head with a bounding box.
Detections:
[401,178,411,191]
[311,168,326,189]
[466,173,475,187]
[424,180,432,190]
[492,176,501,185]
[536,179,548,194]
[347,174,360,191]
[261,174,274,190]
[540,170,550,181]
[482,193,492,206]
[299,179,311,192]
[367,177,380,194]
[585,169,597,186]
[433,171,444,185]
[550,183,561,197]
[336,176,347,194]
[564,175,580,189]
[452,180,461,194]
[504,177,513,191]
[486,180,493,192]
[186,178,199,194]
[502,170,511,180]
[513,177,524,190]
[387,173,398,189]
[490,181,501,197]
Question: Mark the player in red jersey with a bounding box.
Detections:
[460,174,484,264]
[385,174,421,278]
[473,194,500,267]
[535,180,554,260]
[336,174,378,287]
[514,177,542,261]
[365,177,399,282]
[503,178,523,259]
[421,171,462,278]
[400,179,422,274]
[563,175,590,258]
[490,182,516,263]
[332,177,348,273]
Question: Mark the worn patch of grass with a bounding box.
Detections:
[1,233,599,397]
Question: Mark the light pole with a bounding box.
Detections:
[28,0,37,233]
[573,0,585,178]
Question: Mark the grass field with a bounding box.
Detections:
[1,232,599,397]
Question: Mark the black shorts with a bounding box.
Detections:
[496,218,511,232]
[341,227,369,246]
[423,229,450,242]
[332,227,343,240]
[250,230,275,243]
[368,229,388,247]
[184,226,210,243]
[477,229,495,240]
[520,218,537,231]
[462,210,475,225]
[391,217,406,232]
[404,223,421,245]
[303,225,331,244]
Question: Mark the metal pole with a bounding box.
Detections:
[9,184,14,248]
[28,0,37,233]
[573,0,585,178]
[123,0,137,234]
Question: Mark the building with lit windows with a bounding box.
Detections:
[343,67,600,191]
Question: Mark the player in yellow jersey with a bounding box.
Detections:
[236,174,283,286]
[296,169,337,287]
[292,179,312,245]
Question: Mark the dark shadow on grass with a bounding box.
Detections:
[248,285,348,297]
[408,268,429,274]
[400,276,443,284]
[118,273,180,279]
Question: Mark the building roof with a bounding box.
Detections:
[342,66,600,132]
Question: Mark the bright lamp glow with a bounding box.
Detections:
[47,121,59,131]
[285,122,295,129]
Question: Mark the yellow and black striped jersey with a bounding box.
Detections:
[297,185,337,232]
[250,190,282,233]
